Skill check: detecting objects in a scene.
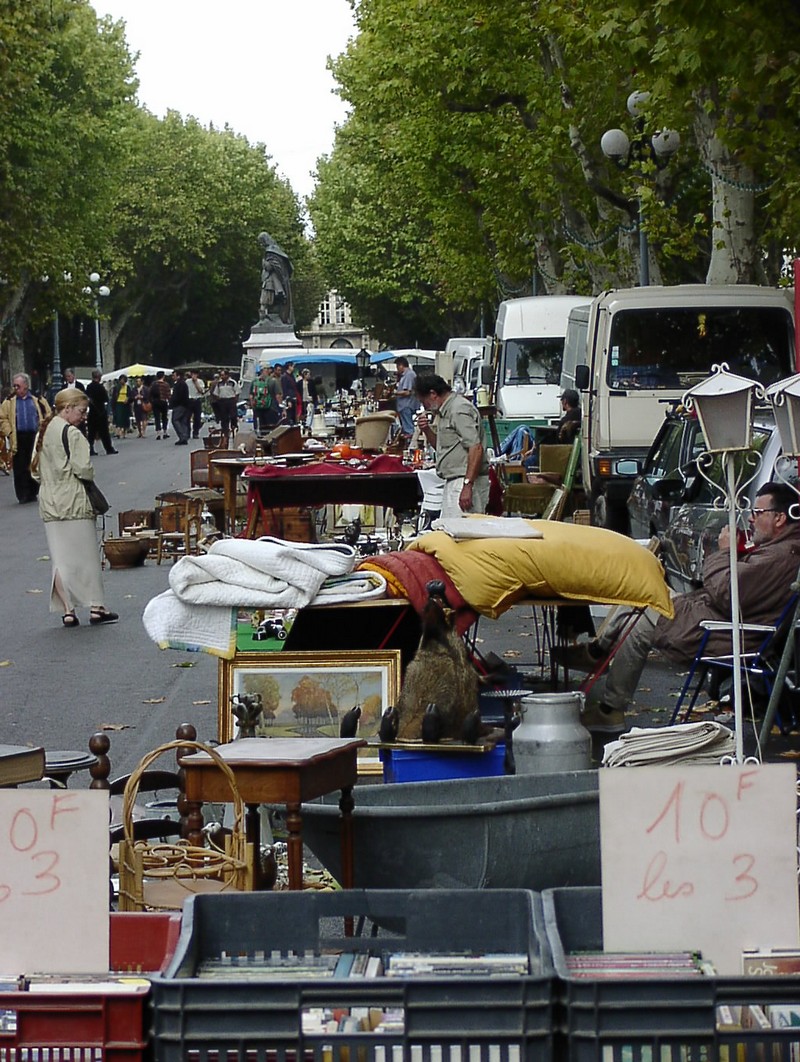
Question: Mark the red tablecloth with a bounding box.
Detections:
[244,454,409,478]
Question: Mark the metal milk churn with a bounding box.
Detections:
[514,692,592,774]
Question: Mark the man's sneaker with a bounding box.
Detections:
[551,641,603,673]
[581,702,625,734]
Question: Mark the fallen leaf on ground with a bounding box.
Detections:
[172,662,195,668]
[142,697,166,704]
[0,660,12,668]
[100,723,134,731]
[778,749,800,758]
[26,588,43,594]
[517,631,531,638]
[502,650,522,658]
[37,555,49,562]
[192,699,211,705]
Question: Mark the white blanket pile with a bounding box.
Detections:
[601,721,736,768]
[142,537,386,657]
[432,516,544,540]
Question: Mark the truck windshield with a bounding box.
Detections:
[607,306,794,389]
[501,338,564,385]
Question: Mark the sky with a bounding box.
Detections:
[90,0,357,202]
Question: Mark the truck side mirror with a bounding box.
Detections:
[480,364,494,385]
[575,364,590,391]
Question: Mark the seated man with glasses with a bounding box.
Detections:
[560,482,800,733]
[0,373,51,503]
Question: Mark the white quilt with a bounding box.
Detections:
[168,536,356,608]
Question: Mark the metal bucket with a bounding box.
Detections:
[514,691,591,775]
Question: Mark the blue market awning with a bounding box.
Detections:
[258,352,358,367]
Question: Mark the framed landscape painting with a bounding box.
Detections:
[217,650,402,747]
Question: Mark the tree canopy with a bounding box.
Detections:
[0,0,321,380]
[309,0,800,345]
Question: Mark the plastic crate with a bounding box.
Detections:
[151,889,554,1062]
[543,886,800,1062]
[0,916,179,1062]
[379,744,505,783]
[110,911,182,975]
[0,983,149,1062]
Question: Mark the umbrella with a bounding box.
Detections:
[101,363,170,383]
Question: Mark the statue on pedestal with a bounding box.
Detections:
[258,232,294,329]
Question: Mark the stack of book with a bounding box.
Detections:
[0,745,45,788]
[565,950,712,979]
[195,949,528,980]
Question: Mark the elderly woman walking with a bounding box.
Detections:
[31,388,118,628]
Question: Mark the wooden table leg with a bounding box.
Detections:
[285,801,304,890]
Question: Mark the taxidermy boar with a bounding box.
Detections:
[396,580,479,740]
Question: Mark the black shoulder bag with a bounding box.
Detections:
[61,424,110,516]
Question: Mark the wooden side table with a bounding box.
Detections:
[178,737,365,890]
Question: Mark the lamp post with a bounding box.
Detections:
[600,91,680,287]
[683,363,764,764]
[356,347,371,400]
[82,272,110,372]
[755,376,800,743]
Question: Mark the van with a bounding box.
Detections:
[491,295,592,444]
[443,337,490,395]
[561,284,796,531]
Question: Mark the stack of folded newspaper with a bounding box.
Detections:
[602,720,736,767]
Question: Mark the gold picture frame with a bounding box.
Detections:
[217,650,402,746]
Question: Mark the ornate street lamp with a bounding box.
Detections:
[356,347,371,396]
[601,91,680,287]
[683,363,765,763]
[82,272,110,371]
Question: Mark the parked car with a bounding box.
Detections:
[628,408,784,593]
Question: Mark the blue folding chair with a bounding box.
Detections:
[669,589,800,732]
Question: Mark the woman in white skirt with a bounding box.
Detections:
[31,388,118,627]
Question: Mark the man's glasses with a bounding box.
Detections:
[751,507,780,516]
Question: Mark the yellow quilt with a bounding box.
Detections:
[408,521,673,620]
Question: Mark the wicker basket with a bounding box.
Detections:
[103,537,149,568]
[117,739,255,911]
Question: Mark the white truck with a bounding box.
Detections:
[441,337,490,395]
[490,295,592,445]
[560,284,796,531]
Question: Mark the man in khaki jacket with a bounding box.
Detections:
[0,373,51,503]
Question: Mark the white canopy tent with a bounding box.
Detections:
[100,363,171,383]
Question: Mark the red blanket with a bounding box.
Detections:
[356,550,478,635]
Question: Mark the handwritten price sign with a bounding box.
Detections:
[0,790,109,974]
[600,764,800,974]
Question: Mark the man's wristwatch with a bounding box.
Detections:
[463,477,473,487]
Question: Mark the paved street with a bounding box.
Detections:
[1,427,795,780]
[0,431,219,777]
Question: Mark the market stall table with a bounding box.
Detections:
[178,737,365,890]
[240,455,421,539]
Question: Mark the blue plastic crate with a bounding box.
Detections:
[151,889,554,1062]
[543,886,800,1062]
[380,743,505,783]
